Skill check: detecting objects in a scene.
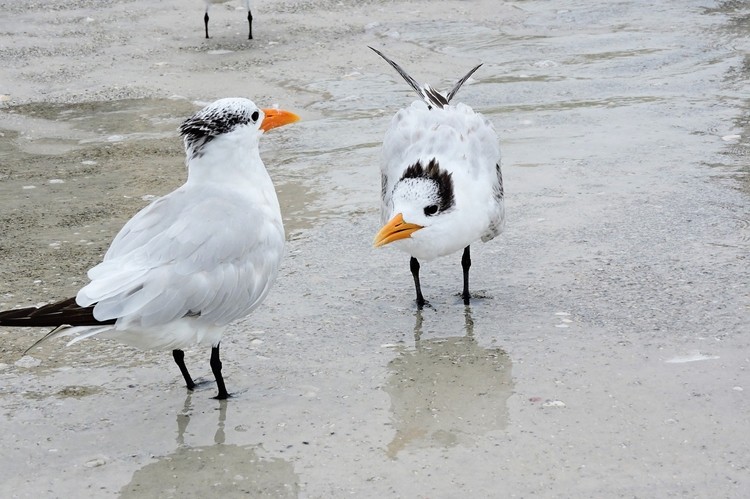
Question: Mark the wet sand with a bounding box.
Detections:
[1,0,749,497]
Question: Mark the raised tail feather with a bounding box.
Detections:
[369,46,483,109]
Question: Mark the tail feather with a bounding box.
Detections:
[20,324,115,355]
[0,297,115,328]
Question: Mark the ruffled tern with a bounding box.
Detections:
[371,47,505,309]
[0,98,299,399]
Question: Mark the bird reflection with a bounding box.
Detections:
[385,307,513,459]
[121,395,299,497]
[175,392,226,446]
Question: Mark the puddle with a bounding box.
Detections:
[1,98,198,155]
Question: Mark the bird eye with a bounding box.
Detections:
[424,204,439,216]
[251,111,260,122]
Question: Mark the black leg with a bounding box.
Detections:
[247,10,253,39]
[204,12,210,39]
[461,246,471,305]
[173,349,196,390]
[211,343,230,400]
[410,256,427,310]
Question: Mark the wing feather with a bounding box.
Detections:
[446,63,483,103]
[78,183,284,328]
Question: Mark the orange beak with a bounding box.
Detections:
[373,213,423,248]
[260,108,301,132]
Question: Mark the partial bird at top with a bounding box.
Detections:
[203,0,253,39]
[0,97,300,399]
[370,47,505,310]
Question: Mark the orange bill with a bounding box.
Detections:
[261,108,301,132]
[373,213,423,248]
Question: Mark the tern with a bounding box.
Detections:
[0,98,299,399]
[204,0,253,39]
[371,47,504,309]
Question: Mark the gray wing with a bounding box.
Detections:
[77,185,284,328]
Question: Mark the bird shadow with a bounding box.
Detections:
[383,307,514,459]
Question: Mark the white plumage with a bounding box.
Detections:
[380,101,504,260]
[371,48,504,308]
[0,97,299,399]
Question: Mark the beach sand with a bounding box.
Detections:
[1,1,749,497]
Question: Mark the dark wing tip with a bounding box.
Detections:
[370,46,447,109]
[446,63,483,103]
[370,46,483,108]
[0,297,113,328]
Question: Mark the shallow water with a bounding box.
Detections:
[0,0,749,497]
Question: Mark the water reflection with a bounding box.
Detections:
[384,308,514,459]
[120,394,299,498]
[725,106,750,198]
[711,1,750,197]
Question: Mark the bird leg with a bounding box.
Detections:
[211,343,230,400]
[247,9,253,39]
[461,246,471,305]
[410,257,428,310]
[172,349,196,390]
[204,12,210,39]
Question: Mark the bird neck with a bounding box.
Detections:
[185,135,267,187]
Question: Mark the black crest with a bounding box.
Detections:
[400,158,455,212]
[180,109,250,142]
[179,102,258,158]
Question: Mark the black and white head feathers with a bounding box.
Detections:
[180,98,262,158]
[399,159,455,215]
